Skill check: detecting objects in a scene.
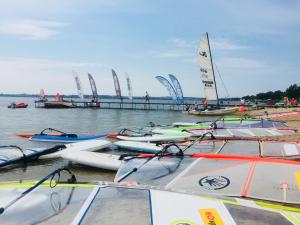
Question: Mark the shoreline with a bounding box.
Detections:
[232,107,300,141]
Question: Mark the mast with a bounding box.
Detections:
[206,32,219,106]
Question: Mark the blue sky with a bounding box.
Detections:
[0,0,299,97]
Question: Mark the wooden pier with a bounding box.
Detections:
[34,100,187,111]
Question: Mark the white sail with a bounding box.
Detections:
[197,33,219,102]
[72,71,84,100]
[125,73,133,100]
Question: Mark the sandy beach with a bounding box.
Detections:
[233,107,300,141]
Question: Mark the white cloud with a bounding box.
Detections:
[155,50,192,58]
[216,57,269,70]
[167,38,195,48]
[211,38,248,50]
[0,19,68,40]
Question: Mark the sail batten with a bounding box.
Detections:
[198,32,219,103]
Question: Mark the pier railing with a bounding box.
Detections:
[34,100,186,111]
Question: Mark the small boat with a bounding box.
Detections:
[7,102,28,109]
[28,128,107,143]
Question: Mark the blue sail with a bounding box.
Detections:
[168,74,184,104]
[155,76,178,103]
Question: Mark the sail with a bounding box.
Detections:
[125,73,133,100]
[155,76,178,102]
[88,73,99,101]
[112,69,122,99]
[72,71,84,100]
[168,74,184,104]
[197,32,219,102]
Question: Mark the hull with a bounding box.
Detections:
[38,139,112,159]
[116,133,191,142]
[44,101,76,108]
[62,151,121,171]
[188,107,239,116]
[8,102,28,108]
[114,141,163,153]
[29,134,107,143]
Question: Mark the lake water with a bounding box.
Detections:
[0,96,211,182]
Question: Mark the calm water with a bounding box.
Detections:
[0,96,208,182]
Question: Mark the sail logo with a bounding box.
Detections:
[199,176,230,190]
[199,51,207,57]
[200,68,207,73]
[170,219,197,225]
[199,208,225,225]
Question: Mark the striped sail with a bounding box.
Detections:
[72,71,84,100]
[112,69,122,99]
[155,76,178,102]
[168,74,184,104]
[197,33,218,102]
[125,73,133,100]
[88,73,99,101]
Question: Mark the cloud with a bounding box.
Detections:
[213,0,300,35]
[155,50,192,58]
[0,19,68,40]
[167,38,195,48]
[215,57,270,71]
[211,38,248,50]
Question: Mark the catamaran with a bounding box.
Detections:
[188,32,238,116]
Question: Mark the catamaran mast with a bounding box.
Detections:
[206,32,220,106]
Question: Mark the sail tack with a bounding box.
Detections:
[155,76,178,102]
[88,73,99,101]
[112,69,122,100]
[168,74,184,104]
[125,73,133,100]
[197,33,218,102]
[73,71,84,100]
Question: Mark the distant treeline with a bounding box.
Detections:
[242,84,300,101]
[0,93,240,101]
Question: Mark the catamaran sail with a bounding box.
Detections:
[125,73,133,100]
[169,74,184,104]
[72,71,84,100]
[88,73,99,102]
[155,76,178,103]
[112,69,122,100]
[198,32,219,104]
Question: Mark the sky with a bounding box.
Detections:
[0,0,299,98]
